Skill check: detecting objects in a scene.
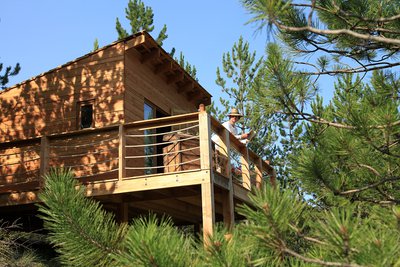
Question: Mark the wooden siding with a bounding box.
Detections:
[124,48,197,122]
[0,43,125,142]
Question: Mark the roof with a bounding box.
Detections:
[1,31,212,106]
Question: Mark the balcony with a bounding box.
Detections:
[0,111,275,238]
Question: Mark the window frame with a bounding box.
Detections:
[77,99,95,130]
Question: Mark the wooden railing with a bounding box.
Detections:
[0,111,275,194]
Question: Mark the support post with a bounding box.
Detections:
[241,147,251,190]
[39,136,49,186]
[117,202,129,223]
[255,158,263,189]
[220,128,234,228]
[119,124,126,181]
[199,111,215,242]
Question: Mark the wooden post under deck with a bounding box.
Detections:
[255,158,263,189]
[199,111,215,243]
[220,128,234,229]
[117,202,129,223]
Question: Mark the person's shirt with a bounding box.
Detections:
[222,121,241,140]
[212,120,247,148]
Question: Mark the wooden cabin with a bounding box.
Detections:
[0,31,274,239]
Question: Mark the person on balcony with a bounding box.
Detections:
[212,108,250,175]
[222,108,250,144]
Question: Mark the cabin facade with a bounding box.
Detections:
[0,31,274,239]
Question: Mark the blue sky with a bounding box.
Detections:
[1,0,269,102]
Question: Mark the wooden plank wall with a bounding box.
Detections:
[0,144,41,187]
[123,48,199,177]
[48,130,119,183]
[123,48,196,122]
[0,43,126,143]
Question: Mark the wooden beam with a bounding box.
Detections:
[0,191,39,206]
[0,181,40,194]
[167,72,184,85]
[125,34,146,50]
[154,61,173,75]
[84,170,207,197]
[198,112,212,170]
[240,147,251,190]
[118,124,126,181]
[130,200,201,223]
[118,125,126,182]
[232,182,251,203]
[177,82,194,94]
[121,187,200,203]
[140,48,160,64]
[186,90,200,101]
[117,202,129,223]
[201,178,215,244]
[39,136,49,186]
[255,158,263,189]
[220,129,234,229]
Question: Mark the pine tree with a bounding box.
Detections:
[241,0,400,204]
[113,0,197,79]
[93,38,99,52]
[0,62,20,89]
[115,0,168,46]
[231,0,400,264]
[38,168,400,266]
[213,36,276,160]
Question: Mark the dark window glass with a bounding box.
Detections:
[144,103,155,174]
[144,103,154,120]
[80,104,93,129]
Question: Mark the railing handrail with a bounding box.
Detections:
[1,111,275,193]
[209,115,275,186]
[0,112,201,149]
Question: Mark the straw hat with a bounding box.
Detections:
[227,108,243,117]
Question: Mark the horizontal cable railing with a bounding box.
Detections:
[123,115,200,178]
[0,110,274,194]
[0,143,41,189]
[48,131,119,181]
[210,115,275,189]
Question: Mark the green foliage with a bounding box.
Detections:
[241,0,400,74]
[0,62,20,89]
[115,0,167,46]
[37,169,400,266]
[240,0,400,264]
[213,36,277,161]
[92,38,99,52]
[37,168,127,266]
[113,0,197,79]
[0,221,47,266]
[116,215,195,267]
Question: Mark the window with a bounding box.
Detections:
[77,100,94,129]
[143,102,170,174]
[144,102,156,174]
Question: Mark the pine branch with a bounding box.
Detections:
[338,176,400,196]
[273,21,400,46]
[283,247,365,267]
[297,61,400,75]
[281,110,400,131]
[292,3,400,23]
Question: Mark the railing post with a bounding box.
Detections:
[39,136,49,186]
[199,112,212,170]
[241,147,251,190]
[220,128,234,228]
[198,111,215,243]
[118,124,126,181]
[255,158,263,189]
